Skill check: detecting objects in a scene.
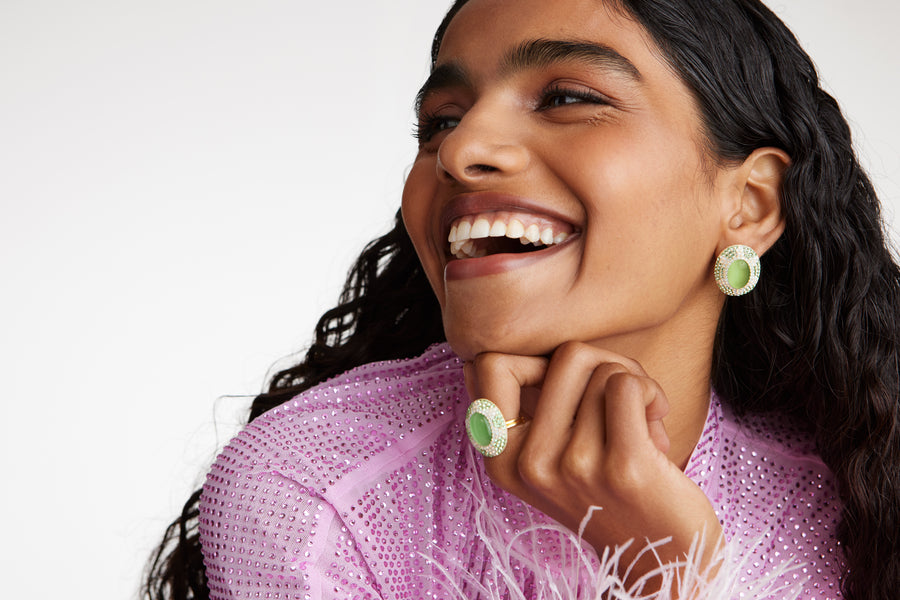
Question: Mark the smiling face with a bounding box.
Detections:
[402,0,733,364]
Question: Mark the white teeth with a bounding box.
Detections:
[470,217,491,239]
[540,227,554,245]
[506,219,525,239]
[448,214,572,258]
[456,220,471,241]
[489,220,507,237]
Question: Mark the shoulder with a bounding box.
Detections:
[207,343,464,493]
[716,398,842,522]
[712,399,845,596]
[721,402,837,494]
[197,343,467,599]
[694,395,842,537]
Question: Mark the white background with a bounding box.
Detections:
[1,1,897,598]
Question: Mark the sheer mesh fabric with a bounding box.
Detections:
[199,344,843,599]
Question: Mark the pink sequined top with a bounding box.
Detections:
[198,344,844,599]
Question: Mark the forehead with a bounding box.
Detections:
[437,0,651,66]
[433,0,692,109]
[435,1,690,89]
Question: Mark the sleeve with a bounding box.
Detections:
[199,467,384,600]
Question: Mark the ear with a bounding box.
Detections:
[718,147,790,256]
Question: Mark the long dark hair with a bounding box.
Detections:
[144,1,900,599]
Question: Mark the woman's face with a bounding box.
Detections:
[402,0,731,362]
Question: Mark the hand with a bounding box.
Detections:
[464,341,723,590]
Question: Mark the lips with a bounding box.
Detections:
[439,194,579,280]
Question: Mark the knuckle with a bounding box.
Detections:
[559,451,596,484]
[475,351,510,374]
[604,371,642,397]
[603,458,646,499]
[516,451,554,490]
[552,341,600,369]
[594,362,630,381]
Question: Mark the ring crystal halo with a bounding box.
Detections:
[466,398,513,457]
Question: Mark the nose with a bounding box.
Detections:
[436,103,530,184]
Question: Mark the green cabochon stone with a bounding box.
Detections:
[727,259,750,289]
[469,412,493,446]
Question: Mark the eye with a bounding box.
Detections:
[414,113,461,144]
[539,85,610,110]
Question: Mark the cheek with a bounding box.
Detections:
[575,133,710,224]
[563,134,719,284]
[400,157,435,234]
[401,159,445,300]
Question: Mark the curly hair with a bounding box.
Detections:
[144,1,900,598]
[600,2,900,598]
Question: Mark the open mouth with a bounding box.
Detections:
[448,211,575,259]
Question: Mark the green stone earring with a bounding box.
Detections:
[715,244,761,296]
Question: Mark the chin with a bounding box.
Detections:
[443,322,559,360]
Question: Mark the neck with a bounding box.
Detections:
[590,294,722,470]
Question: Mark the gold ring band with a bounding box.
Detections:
[505,416,530,429]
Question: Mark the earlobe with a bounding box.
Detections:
[720,147,790,256]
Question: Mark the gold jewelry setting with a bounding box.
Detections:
[465,398,528,457]
[715,244,761,296]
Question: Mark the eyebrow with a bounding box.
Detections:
[415,38,641,113]
[502,39,641,80]
[415,62,471,114]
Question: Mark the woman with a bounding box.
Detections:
[146,0,900,598]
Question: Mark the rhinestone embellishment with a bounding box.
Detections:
[715,244,761,296]
[466,398,508,457]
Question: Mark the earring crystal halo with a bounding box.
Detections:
[714,244,761,296]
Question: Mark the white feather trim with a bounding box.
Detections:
[422,476,809,600]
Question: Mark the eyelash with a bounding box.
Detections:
[413,85,610,143]
[413,111,459,143]
[538,84,610,110]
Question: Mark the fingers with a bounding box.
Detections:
[466,353,548,491]
[602,371,670,456]
[567,362,627,453]
[467,343,671,471]
[466,352,548,419]
[526,346,611,454]
[532,343,669,459]
[464,343,713,577]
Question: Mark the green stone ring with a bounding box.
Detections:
[465,398,528,457]
[714,244,761,296]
